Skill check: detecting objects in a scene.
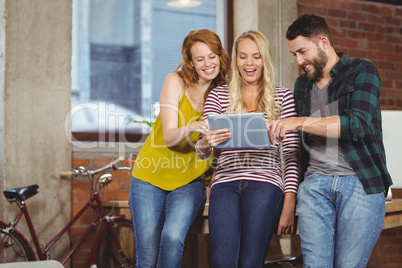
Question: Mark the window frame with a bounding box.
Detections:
[71,0,234,143]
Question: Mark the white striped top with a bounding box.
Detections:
[196,85,300,193]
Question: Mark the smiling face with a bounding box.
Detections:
[190,41,221,83]
[287,35,329,81]
[236,38,263,86]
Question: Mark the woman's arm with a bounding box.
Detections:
[277,89,300,234]
[195,86,230,156]
[280,89,300,194]
[159,73,208,147]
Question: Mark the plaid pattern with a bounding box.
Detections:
[294,52,392,194]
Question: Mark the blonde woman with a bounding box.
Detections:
[196,31,299,267]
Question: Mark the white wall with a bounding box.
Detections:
[233,0,299,90]
[0,0,72,260]
[382,111,402,188]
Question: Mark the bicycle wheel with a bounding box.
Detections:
[0,222,35,262]
[95,218,135,268]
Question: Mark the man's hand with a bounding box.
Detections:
[269,116,341,142]
[268,117,303,143]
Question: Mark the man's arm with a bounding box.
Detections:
[269,115,340,143]
[271,59,381,144]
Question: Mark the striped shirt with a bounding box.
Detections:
[196,85,300,193]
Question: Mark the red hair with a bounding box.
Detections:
[176,29,230,102]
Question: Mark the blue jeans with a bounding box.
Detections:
[296,174,385,268]
[128,177,206,268]
[209,180,284,268]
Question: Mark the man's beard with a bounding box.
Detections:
[305,48,328,81]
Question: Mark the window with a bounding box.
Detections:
[71,0,230,143]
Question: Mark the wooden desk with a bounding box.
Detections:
[101,200,131,219]
[384,199,402,229]
[101,199,402,267]
[101,199,402,232]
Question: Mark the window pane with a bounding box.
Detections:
[71,0,225,142]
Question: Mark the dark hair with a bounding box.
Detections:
[176,29,230,102]
[286,14,333,46]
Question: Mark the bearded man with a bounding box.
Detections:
[269,14,392,268]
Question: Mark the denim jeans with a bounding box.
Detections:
[209,180,284,268]
[296,174,385,268]
[128,177,206,268]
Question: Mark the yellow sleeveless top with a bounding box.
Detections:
[132,91,212,191]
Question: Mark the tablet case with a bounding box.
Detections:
[207,113,270,149]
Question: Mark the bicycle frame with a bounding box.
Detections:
[1,189,125,265]
[0,215,35,259]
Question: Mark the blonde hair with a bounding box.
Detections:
[227,31,281,120]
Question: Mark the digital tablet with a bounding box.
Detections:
[207,113,270,149]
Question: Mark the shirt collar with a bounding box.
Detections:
[330,52,349,79]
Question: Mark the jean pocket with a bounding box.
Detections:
[303,173,314,183]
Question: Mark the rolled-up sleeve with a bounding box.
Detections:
[339,62,381,141]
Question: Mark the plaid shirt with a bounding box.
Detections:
[294,52,392,194]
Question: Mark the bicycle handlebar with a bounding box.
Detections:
[111,156,124,167]
[59,156,129,178]
[59,171,74,177]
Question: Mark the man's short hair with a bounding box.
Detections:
[286,14,333,46]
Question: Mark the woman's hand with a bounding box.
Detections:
[197,128,231,155]
[187,120,209,135]
[205,129,231,148]
[277,207,295,235]
[277,193,296,235]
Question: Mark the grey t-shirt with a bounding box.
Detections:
[306,81,356,176]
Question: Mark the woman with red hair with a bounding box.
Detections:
[129,29,230,268]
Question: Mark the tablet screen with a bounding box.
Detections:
[207,113,270,149]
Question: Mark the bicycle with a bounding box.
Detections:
[0,157,135,267]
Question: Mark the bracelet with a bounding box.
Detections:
[195,144,212,159]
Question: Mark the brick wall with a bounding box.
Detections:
[298,0,402,110]
[69,151,135,268]
[369,227,402,268]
